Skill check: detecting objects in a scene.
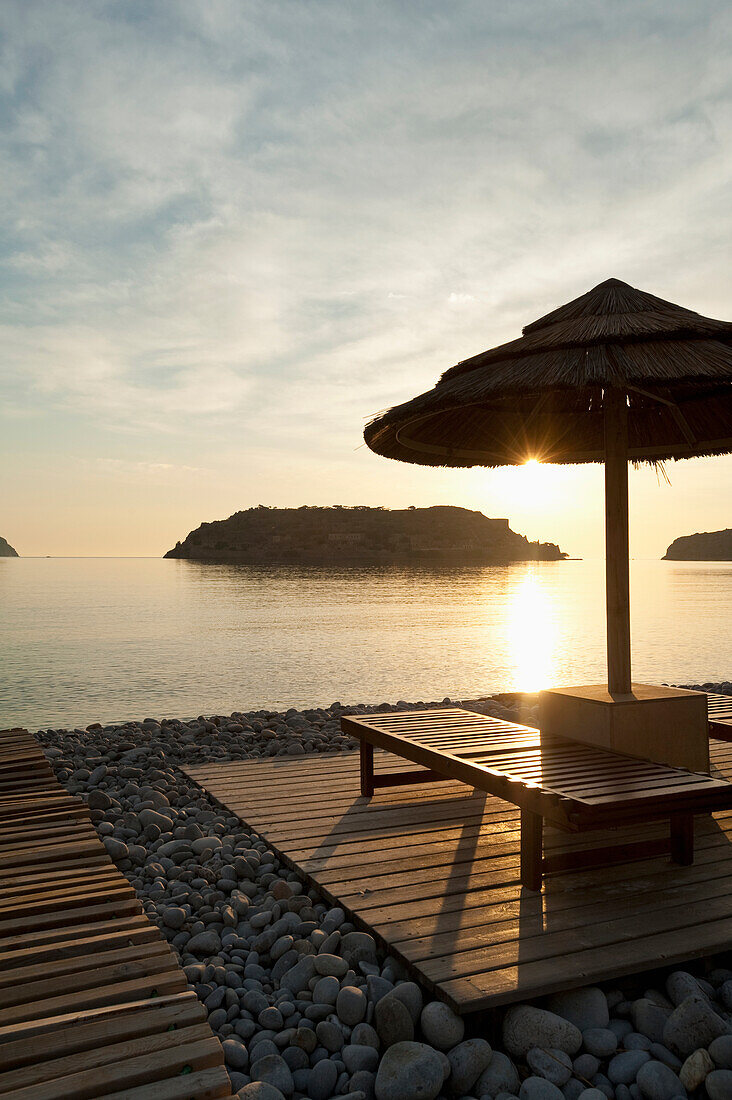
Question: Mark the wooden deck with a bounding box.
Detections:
[186,733,732,1014]
[0,728,235,1100]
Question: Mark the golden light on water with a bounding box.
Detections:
[507,571,557,691]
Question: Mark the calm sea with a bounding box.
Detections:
[0,557,730,730]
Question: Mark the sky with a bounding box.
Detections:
[1,0,731,559]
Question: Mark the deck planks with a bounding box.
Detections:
[186,725,732,1013]
[0,728,235,1100]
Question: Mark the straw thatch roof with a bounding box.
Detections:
[364,278,732,466]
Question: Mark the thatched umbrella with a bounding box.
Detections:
[365,278,732,698]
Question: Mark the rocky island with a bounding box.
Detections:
[165,505,567,565]
[663,529,732,561]
[0,536,18,557]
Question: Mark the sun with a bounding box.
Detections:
[517,458,551,507]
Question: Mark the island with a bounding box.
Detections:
[165,505,568,565]
[663,528,732,561]
[0,536,18,557]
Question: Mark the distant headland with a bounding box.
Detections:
[663,528,732,561]
[165,506,568,565]
[0,536,18,557]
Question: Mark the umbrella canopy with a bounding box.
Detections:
[364,278,732,695]
[364,278,732,467]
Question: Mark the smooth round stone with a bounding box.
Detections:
[503,1006,582,1058]
[527,1047,572,1086]
[648,1044,681,1070]
[609,1019,634,1041]
[575,1054,601,1079]
[666,971,704,1006]
[709,1034,732,1068]
[249,1053,293,1097]
[577,1092,608,1100]
[337,985,367,1026]
[307,1056,338,1100]
[162,906,187,930]
[340,931,378,968]
[625,1033,653,1051]
[475,1051,520,1097]
[662,993,729,1057]
[388,982,423,1024]
[419,1001,464,1051]
[707,1069,732,1100]
[582,1029,618,1058]
[312,976,339,1005]
[635,1059,685,1100]
[519,1076,564,1100]
[374,1041,444,1100]
[608,1050,651,1085]
[548,988,610,1032]
[351,1022,380,1049]
[258,1007,284,1030]
[563,1080,585,1100]
[236,1083,287,1100]
[631,1001,669,1045]
[315,1019,344,1053]
[447,1037,493,1095]
[313,953,348,978]
[374,993,413,1047]
[222,1038,249,1071]
[679,1047,714,1091]
[342,1043,380,1073]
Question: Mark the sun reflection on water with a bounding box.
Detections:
[506,571,557,691]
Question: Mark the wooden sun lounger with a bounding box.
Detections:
[708,692,732,741]
[341,708,732,890]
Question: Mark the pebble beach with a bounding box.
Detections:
[34,684,732,1100]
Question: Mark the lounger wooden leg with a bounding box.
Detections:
[360,740,374,798]
[670,812,694,865]
[520,809,543,890]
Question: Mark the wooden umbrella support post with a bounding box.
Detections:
[539,384,708,772]
[604,385,632,696]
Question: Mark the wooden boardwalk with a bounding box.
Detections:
[0,728,235,1100]
[187,731,732,1014]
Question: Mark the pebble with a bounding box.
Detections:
[236,1084,287,1100]
[343,1043,380,1073]
[374,993,414,1046]
[662,993,729,1056]
[419,1000,464,1050]
[678,1047,713,1091]
[374,1041,444,1100]
[631,1001,669,1045]
[307,1056,338,1100]
[706,1069,732,1100]
[607,1050,651,1085]
[582,1029,618,1058]
[548,988,610,1031]
[709,1034,732,1068]
[519,1077,564,1100]
[503,1005,583,1057]
[635,1059,685,1100]
[527,1047,573,1086]
[475,1050,520,1097]
[446,1037,493,1095]
[337,985,367,1025]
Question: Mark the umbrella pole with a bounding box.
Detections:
[604,386,632,695]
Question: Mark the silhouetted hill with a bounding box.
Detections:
[165,506,568,564]
[0,536,18,557]
[663,529,732,561]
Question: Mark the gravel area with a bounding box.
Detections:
[34,684,732,1100]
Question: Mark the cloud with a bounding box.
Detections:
[1,0,731,447]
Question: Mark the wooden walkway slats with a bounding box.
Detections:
[0,729,235,1100]
[186,714,732,1013]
